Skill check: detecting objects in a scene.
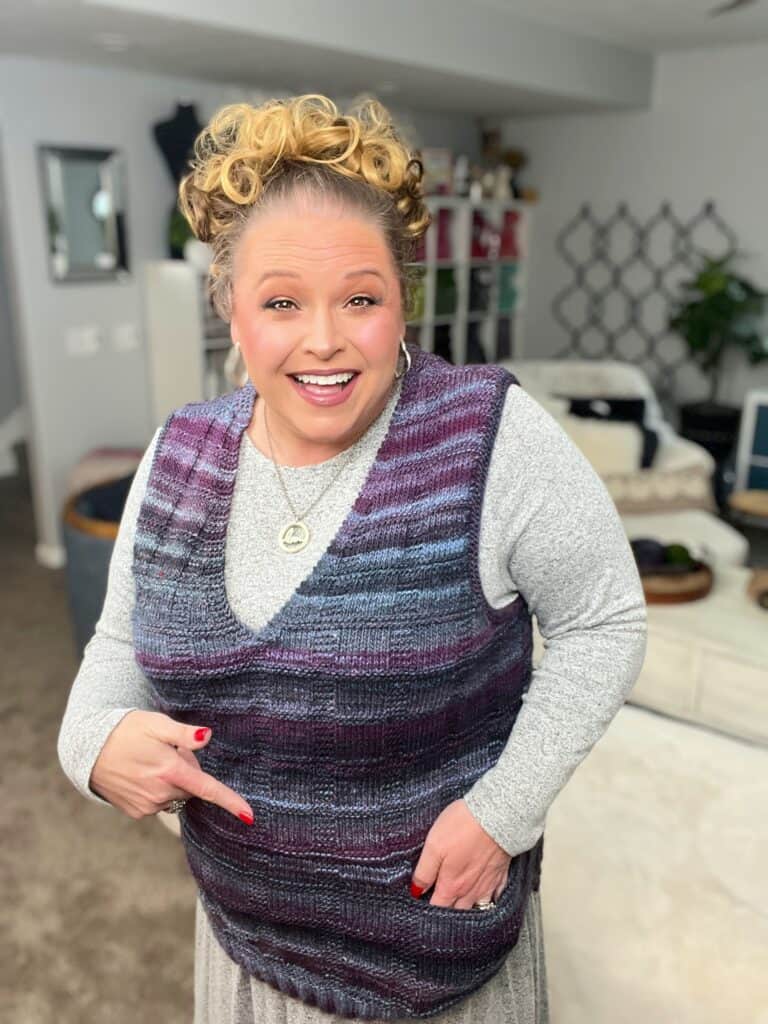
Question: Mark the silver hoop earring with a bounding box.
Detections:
[394,337,411,380]
[224,340,249,389]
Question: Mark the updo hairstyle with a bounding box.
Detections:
[178,93,432,323]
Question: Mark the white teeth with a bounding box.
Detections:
[294,372,355,385]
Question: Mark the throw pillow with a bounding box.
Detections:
[552,394,659,469]
[557,415,643,476]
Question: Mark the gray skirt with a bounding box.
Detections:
[193,888,549,1024]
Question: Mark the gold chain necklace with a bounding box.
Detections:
[263,406,360,553]
[260,343,408,553]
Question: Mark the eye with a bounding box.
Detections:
[263,298,297,311]
[348,294,379,308]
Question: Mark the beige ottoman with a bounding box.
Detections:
[629,565,768,745]
[533,565,767,746]
[619,508,749,568]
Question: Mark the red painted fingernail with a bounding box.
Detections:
[238,811,254,825]
[194,728,210,741]
[410,882,425,898]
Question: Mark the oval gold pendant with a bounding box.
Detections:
[278,520,310,553]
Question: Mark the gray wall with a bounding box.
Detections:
[0,55,481,562]
[0,134,21,425]
[490,44,768,407]
[0,233,21,425]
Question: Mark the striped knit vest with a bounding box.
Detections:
[132,343,544,1020]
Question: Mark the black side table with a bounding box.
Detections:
[678,401,742,514]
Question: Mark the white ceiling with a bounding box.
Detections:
[487,0,768,52]
[2,0,767,120]
[0,0,654,116]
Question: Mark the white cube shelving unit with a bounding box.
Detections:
[405,195,532,365]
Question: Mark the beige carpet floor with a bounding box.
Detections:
[1,457,197,1024]
[2,448,766,1023]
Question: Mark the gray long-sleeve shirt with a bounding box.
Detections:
[57,375,647,858]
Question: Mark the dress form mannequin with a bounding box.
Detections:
[152,101,204,258]
[152,100,203,184]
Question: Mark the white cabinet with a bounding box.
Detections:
[142,260,206,424]
[142,259,229,417]
[405,196,531,365]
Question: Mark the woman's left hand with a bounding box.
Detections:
[410,798,511,909]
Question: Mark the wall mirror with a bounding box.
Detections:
[38,145,129,282]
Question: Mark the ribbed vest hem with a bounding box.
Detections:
[192,836,544,1021]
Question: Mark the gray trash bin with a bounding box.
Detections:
[62,474,134,657]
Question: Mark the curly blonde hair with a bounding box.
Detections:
[178,93,432,323]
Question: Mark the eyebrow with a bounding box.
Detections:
[255,267,386,286]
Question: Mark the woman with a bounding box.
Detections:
[58,94,647,1023]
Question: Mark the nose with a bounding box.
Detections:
[303,304,343,359]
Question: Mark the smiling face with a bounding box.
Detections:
[229,190,405,466]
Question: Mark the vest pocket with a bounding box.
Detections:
[413,866,514,918]
[397,852,533,962]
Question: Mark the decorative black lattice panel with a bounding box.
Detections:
[551,201,738,411]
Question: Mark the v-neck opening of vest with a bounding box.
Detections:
[218,349,420,648]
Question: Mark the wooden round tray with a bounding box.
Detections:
[641,559,714,604]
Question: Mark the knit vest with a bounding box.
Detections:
[132,343,544,1020]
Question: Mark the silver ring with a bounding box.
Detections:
[473,899,497,910]
[163,798,188,814]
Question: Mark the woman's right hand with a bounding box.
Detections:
[88,710,254,824]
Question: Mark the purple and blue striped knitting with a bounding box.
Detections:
[132,343,544,1020]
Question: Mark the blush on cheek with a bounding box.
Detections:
[240,326,294,374]
[353,316,399,362]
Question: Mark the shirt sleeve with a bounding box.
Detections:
[56,429,162,807]
[461,381,648,858]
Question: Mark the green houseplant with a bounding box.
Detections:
[668,251,768,406]
[668,252,768,500]
[168,202,193,260]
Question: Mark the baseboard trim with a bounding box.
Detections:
[35,542,66,569]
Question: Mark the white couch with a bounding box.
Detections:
[498,359,718,516]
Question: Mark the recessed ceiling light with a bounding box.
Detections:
[93,32,131,52]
